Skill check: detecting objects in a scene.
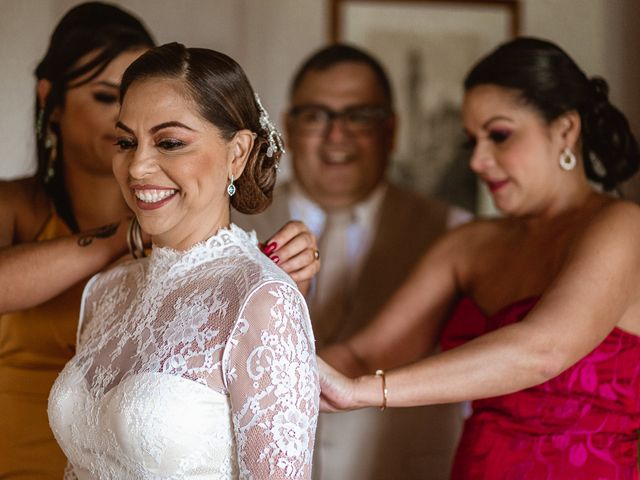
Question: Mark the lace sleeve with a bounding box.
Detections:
[224,281,319,479]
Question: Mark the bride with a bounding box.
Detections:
[48,42,319,479]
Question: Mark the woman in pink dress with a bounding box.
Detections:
[319,37,640,479]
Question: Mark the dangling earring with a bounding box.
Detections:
[227,175,236,197]
[36,109,45,140]
[44,131,58,183]
[37,108,58,184]
[559,147,576,171]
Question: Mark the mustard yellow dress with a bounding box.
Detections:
[0,213,84,479]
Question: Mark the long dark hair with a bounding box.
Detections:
[120,42,281,214]
[35,1,154,232]
[465,37,639,191]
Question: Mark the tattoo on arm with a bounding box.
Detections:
[77,222,119,247]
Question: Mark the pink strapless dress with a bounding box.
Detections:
[441,296,640,479]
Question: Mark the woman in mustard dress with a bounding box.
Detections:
[0,5,152,477]
[0,3,319,478]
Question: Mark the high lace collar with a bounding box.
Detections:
[147,223,258,275]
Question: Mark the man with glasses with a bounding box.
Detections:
[234,44,469,480]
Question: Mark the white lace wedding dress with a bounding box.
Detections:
[48,224,319,479]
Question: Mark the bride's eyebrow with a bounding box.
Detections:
[150,121,198,133]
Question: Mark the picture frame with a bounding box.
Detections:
[329,0,520,213]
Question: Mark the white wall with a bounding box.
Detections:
[1,0,638,182]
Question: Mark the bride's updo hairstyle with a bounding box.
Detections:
[120,42,281,214]
[464,37,639,191]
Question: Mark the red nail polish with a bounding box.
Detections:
[264,242,277,254]
[271,255,280,264]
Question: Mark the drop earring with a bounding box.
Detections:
[36,109,45,140]
[227,175,236,197]
[559,147,576,171]
[44,131,58,183]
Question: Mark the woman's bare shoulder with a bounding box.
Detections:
[0,177,50,243]
[583,196,640,238]
[599,196,640,218]
[563,196,640,275]
[0,176,43,202]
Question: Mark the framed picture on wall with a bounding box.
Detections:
[329,0,520,214]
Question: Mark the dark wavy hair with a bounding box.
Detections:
[464,37,639,191]
[120,42,281,214]
[35,1,154,231]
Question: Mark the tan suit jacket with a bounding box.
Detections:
[233,182,464,480]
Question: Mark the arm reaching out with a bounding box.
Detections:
[0,221,130,314]
[320,222,466,377]
[320,202,640,410]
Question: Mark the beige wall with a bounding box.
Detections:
[522,0,639,134]
[1,0,638,182]
[0,0,56,179]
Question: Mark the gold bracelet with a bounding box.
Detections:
[375,369,387,411]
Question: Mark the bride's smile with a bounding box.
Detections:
[113,78,253,250]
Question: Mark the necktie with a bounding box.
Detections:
[311,210,353,347]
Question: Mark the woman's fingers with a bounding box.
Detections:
[264,221,315,253]
[319,395,341,413]
[317,356,356,412]
[261,221,320,280]
[282,248,320,280]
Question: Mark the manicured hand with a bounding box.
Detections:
[260,220,320,296]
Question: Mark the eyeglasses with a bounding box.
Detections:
[289,105,390,135]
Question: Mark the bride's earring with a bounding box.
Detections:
[227,175,236,197]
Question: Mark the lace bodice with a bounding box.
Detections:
[48,225,319,480]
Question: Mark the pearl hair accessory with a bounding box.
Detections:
[255,93,285,159]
